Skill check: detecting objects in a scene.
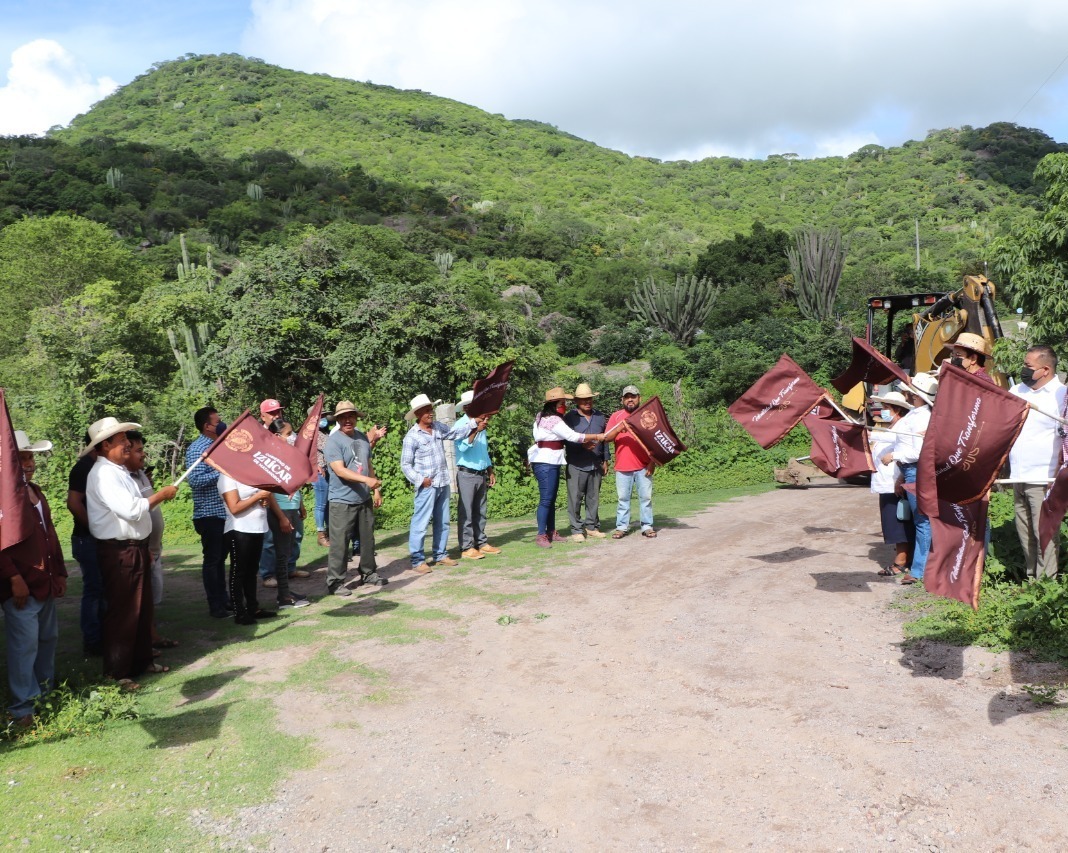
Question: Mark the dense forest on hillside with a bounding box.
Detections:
[2,53,1067,538]
[56,55,1065,273]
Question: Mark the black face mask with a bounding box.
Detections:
[1021,366,1039,388]
[950,357,964,369]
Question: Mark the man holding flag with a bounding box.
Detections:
[1007,345,1065,580]
[1,424,66,729]
[323,401,387,596]
[608,386,657,539]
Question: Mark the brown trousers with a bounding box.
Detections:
[97,539,154,679]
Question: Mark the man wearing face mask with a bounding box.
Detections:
[608,385,656,540]
[185,406,231,618]
[944,333,995,383]
[1008,345,1065,579]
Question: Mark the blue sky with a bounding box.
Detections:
[2,0,1067,161]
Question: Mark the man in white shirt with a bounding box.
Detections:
[84,418,177,686]
[1009,346,1066,579]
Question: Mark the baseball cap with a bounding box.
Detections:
[259,398,283,415]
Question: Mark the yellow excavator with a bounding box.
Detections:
[842,274,1008,413]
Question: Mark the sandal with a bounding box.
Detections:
[641,529,657,538]
[145,663,170,674]
[612,530,626,539]
[877,564,906,576]
[900,575,919,585]
[152,638,179,649]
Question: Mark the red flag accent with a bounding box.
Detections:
[802,414,875,479]
[203,410,314,496]
[916,364,1028,518]
[1039,466,1068,554]
[0,389,43,569]
[728,355,826,449]
[294,394,324,483]
[621,396,687,466]
[831,337,911,395]
[924,496,989,610]
[465,361,514,419]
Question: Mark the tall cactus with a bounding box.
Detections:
[787,226,846,321]
[246,182,264,201]
[105,166,124,189]
[434,251,455,280]
[626,274,720,346]
[168,233,217,393]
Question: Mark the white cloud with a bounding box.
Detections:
[243,0,1068,159]
[0,39,117,136]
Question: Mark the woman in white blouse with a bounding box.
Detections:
[530,387,605,548]
[217,473,276,625]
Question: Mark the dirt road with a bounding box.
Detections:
[223,484,1068,851]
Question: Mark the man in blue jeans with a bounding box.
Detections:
[607,386,657,539]
[401,393,481,574]
[185,406,231,618]
[67,437,102,656]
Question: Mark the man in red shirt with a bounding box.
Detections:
[607,386,656,539]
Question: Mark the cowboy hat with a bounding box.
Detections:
[543,386,573,403]
[78,417,142,457]
[333,400,364,418]
[14,430,52,453]
[908,372,939,406]
[406,393,435,421]
[573,383,599,399]
[870,391,914,411]
[952,332,991,357]
[456,390,474,411]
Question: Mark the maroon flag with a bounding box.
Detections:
[621,396,687,466]
[831,337,911,394]
[0,389,43,569]
[802,413,875,479]
[728,354,826,449]
[916,364,1028,518]
[203,410,314,496]
[924,496,989,610]
[294,394,324,483]
[1039,466,1068,554]
[465,361,514,419]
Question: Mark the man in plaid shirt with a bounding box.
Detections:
[185,406,231,618]
[401,394,484,574]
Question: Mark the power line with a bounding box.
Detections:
[1013,49,1068,123]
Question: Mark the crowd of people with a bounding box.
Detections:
[869,334,1066,584]
[1,384,659,727]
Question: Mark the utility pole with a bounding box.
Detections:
[915,218,920,271]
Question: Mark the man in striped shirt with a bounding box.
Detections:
[185,406,231,619]
[401,394,484,574]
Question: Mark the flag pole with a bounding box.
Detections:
[1025,401,1068,427]
[171,454,204,488]
[822,393,863,425]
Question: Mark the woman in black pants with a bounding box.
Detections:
[217,473,276,624]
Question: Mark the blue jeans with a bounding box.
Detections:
[532,463,561,536]
[313,473,329,532]
[616,468,654,532]
[902,464,930,579]
[72,534,103,646]
[3,595,58,718]
[409,484,450,567]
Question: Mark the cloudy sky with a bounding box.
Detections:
[2,0,1067,160]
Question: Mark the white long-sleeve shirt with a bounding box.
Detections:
[893,406,931,465]
[530,415,588,465]
[87,456,153,540]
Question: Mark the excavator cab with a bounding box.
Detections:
[842,275,1007,413]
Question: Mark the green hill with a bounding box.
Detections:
[56,53,1065,271]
